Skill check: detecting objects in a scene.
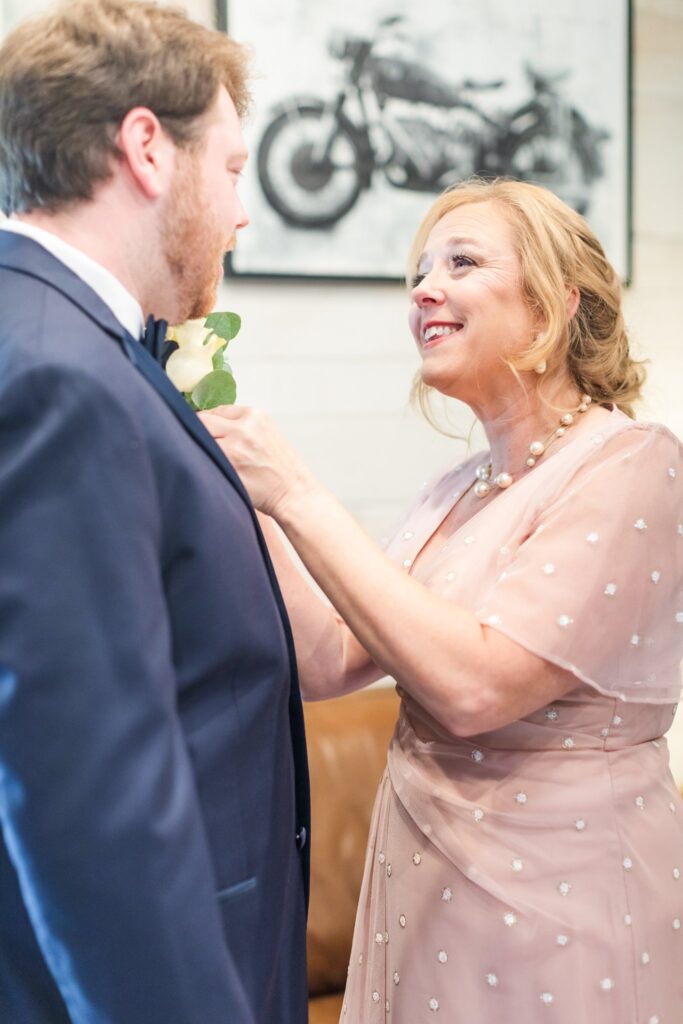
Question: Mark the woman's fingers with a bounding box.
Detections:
[197,411,224,436]
[197,405,312,517]
[198,405,249,437]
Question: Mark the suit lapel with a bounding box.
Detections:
[122,340,313,898]
[120,332,254,507]
[120,324,311,872]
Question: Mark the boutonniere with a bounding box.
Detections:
[165,312,240,411]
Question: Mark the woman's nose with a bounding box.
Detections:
[412,275,446,308]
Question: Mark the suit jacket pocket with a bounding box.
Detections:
[216,874,260,982]
[216,876,257,903]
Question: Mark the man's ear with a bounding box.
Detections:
[116,107,175,199]
[567,285,580,322]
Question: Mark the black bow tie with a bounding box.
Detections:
[140,315,175,366]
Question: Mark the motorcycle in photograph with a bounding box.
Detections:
[257,16,608,229]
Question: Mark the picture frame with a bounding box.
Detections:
[227,1,631,282]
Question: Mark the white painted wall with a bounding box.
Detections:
[182,0,213,27]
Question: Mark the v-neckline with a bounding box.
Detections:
[407,405,621,574]
[407,453,492,574]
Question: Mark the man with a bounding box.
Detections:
[0,2,309,1021]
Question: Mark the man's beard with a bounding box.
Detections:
[161,152,226,323]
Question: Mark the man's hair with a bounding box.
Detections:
[0,0,251,214]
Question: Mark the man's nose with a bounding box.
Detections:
[235,197,249,231]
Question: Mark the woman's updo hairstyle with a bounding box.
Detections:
[407,178,645,419]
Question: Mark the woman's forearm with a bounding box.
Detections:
[271,484,575,735]
[271,485,487,712]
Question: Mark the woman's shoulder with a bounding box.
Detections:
[552,408,682,476]
[534,409,682,524]
[582,410,683,467]
[605,408,681,442]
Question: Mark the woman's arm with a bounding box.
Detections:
[255,512,386,700]
[202,408,577,735]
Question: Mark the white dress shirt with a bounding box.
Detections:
[1,219,145,339]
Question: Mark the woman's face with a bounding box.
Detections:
[408,201,538,411]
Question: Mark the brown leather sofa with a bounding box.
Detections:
[304,685,400,1024]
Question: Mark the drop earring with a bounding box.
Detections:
[533,360,547,375]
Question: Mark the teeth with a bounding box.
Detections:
[423,324,460,342]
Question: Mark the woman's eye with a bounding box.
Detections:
[410,272,426,288]
[450,253,474,270]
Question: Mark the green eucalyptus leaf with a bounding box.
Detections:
[212,343,227,370]
[205,312,241,343]
[184,393,199,411]
[191,369,237,410]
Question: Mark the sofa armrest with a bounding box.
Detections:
[305,685,400,998]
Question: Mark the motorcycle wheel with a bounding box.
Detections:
[257,104,366,228]
[505,128,592,215]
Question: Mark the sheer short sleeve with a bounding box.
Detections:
[475,425,683,703]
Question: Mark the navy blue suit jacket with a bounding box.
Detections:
[0,232,310,1023]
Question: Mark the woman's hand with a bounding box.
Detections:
[198,405,318,519]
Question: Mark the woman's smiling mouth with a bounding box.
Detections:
[422,322,464,347]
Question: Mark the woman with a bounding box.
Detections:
[202,179,683,1023]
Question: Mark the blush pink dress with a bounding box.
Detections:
[342,410,683,1023]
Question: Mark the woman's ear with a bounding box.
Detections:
[566,285,580,322]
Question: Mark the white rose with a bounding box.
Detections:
[165,346,215,393]
[167,319,213,349]
[166,318,228,393]
[167,319,224,357]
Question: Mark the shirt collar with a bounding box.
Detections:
[1,219,145,339]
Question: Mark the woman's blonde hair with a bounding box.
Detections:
[408,178,645,420]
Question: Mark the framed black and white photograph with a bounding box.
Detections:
[220,0,632,281]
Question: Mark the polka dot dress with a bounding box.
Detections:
[343,412,683,1022]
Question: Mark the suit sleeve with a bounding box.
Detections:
[0,363,255,1023]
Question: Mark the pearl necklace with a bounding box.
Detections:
[473,395,592,499]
